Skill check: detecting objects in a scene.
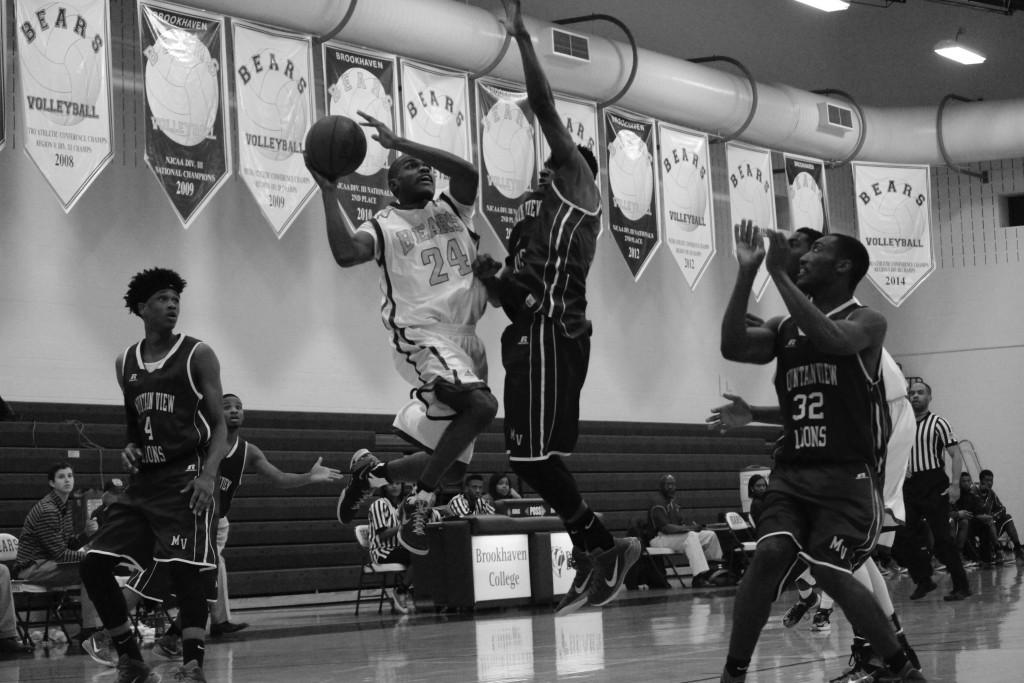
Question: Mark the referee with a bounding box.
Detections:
[902,381,971,601]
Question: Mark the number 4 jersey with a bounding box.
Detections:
[357,193,488,331]
[773,299,888,470]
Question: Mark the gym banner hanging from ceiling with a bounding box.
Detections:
[725,142,777,302]
[321,42,397,231]
[783,154,829,235]
[15,0,113,211]
[232,21,315,239]
[139,1,230,229]
[853,162,935,307]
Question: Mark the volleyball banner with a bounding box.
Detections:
[1,4,6,152]
[233,22,315,238]
[783,154,829,233]
[15,0,113,211]
[539,95,601,176]
[139,1,230,228]
[475,80,536,248]
[725,142,777,301]
[322,43,397,228]
[398,60,470,199]
[604,108,660,281]
[853,162,934,307]
[657,123,715,290]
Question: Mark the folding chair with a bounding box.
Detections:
[353,525,408,616]
[644,546,690,588]
[0,533,81,646]
[724,512,758,576]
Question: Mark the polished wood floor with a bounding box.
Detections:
[5,562,1021,682]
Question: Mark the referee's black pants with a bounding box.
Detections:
[902,468,969,593]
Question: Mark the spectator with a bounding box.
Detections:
[648,474,723,587]
[952,472,982,565]
[746,474,768,529]
[446,474,496,517]
[487,472,521,505]
[972,469,1024,563]
[12,462,103,641]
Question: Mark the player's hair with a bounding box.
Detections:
[979,469,993,480]
[577,145,598,178]
[223,393,241,402]
[908,380,932,395]
[829,234,870,288]
[465,473,485,485]
[124,268,186,317]
[795,227,824,243]
[47,461,73,482]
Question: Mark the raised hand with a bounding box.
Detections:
[499,0,528,37]
[357,110,398,149]
[733,219,765,271]
[705,393,754,433]
[764,229,791,278]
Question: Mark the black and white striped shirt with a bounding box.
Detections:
[908,412,958,474]
[367,497,401,564]
[446,494,495,518]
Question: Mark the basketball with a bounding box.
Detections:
[304,115,368,181]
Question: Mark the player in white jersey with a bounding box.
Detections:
[307,112,498,556]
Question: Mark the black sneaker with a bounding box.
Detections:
[554,548,593,617]
[829,644,883,683]
[586,537,641,607]
[114,653,160,683]
[876,661,927,682]
[942,588,971,601]
[811,607,833,632]
[336,449,380,524]
[782,592,819,628]
[908,580,937,600]
[397,494,433,556]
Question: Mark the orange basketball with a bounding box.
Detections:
[304,115,367,181]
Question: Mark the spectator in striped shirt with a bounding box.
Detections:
[901,381,971,601]
[446,474,496,518]
[13,462,103,638]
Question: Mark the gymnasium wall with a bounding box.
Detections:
[1,1,1023,524]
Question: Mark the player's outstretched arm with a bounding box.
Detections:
[358,110,479,206]
[305,153,375,267]
[721,221,776,364]
[248,445,343,488]
[706,393,783,432]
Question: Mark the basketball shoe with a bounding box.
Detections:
[114,653,160,683]
[83,630,117,667]
[173,660,207,682]
[554,548,593,617]
[897,632,920,670]
[829,644,883,683]
[811,607,833,632]
[336,449,383,524]
[154,632,182,659]
[782,592,819,627]
[398,490,435,556]
[876,662,927,682]
[587,537,641,607]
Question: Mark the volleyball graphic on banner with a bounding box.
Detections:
[144,28,219,147]
[328,67,392,175]
[860,191,926,255]
[664,160,707,232]
[790,172,825,231]
[239,49,307,162]
[608,129,653,222]
[482,100,534,199]
[732,174,772,226]
[19,3,103,126]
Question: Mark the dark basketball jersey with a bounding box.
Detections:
[505,163,601,339]
[217,436,248,518]
[773,301,887,470]
[121,335,212,470]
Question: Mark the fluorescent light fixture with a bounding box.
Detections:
[934,40,986,65]
[793,0,850,11]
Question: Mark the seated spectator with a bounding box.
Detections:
[952,472,982,564]
[747,474,768,529]
[1,563,31,656]
[446,474,496,517]
[13,463,103,641]
[487,472,521,505]
[368,482,419,614]
[972,469,1024,563]
[648,474,723,587]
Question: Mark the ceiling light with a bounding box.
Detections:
[793,0,850,11]
[934,28,986,65]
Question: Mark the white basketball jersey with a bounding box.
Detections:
[358,194,488,331]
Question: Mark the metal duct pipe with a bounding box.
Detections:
[185,0,1024,165]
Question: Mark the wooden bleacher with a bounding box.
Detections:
[0,402,777,600]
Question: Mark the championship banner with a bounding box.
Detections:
[1,2,6,152]
[604,108,660,280]
[139,1,230,229]
[16,0,113,211]
[853,162,934,307]
[784,154,829,233]
[725,142,777,301]
[539,95,601,176]
[323,43,397,227]
[657,122,715,290]
[233,22,315,238]
[399,60,470,198]
[475,80,536,248]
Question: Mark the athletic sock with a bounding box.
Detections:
[567,508,614,552]
[183,639,205,667]
[112,631,142,661]
[370,462,392,486]
[890,612,902,633]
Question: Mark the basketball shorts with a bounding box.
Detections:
[125,559,217,604]
[502,313,590,461]
[86,455,217,571]
[756,461,883,574]
[881,397,914,525]
[391,323,488,393]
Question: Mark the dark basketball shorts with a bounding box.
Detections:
[756,461,883,573]
[86,454,217,571]
[125,560,217,603]
[502,313,590,461]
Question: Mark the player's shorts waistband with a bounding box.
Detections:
[410,323,477,336]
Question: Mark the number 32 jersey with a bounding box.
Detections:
[773,300,887,470]
[358,194,488,332]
